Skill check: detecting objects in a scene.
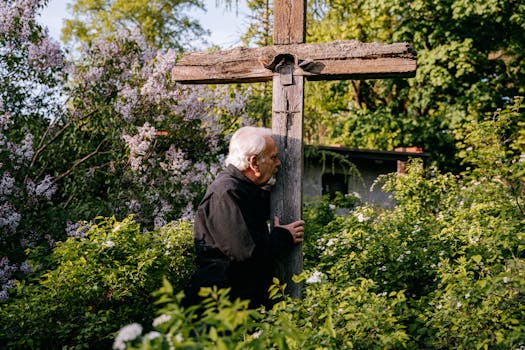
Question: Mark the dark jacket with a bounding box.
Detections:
[184,165,294,308]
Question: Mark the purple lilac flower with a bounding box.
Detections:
[115,83,140,121]
[65,221,89,238]
[35,175,56,199]
[0,172,17,198]
[122,122,156,172]
[0,0,40,39]
[27,32,64,71]
[153,199,172,228]
[19,260,32,274]
[0,256,18,300]
[0,112,12,131]
[0,202,21,233]
[19,230,40,248]
[7,133,34,166]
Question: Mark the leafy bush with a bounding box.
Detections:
[113,279,305,350]
[113,99,524,349]
[113,277,409,350]
[0,101,522,348]
[1,0,248,303]
[0,216,194,349]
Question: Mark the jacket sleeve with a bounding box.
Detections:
[198,189,256,261]
[268,226,295,257]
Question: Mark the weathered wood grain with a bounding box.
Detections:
[271,61,305,298]
[273,0,305,45]
[171,41,417,84]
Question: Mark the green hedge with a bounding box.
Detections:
[117,161,524,350]
[0,216,194,349]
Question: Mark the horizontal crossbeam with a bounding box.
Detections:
[172,40,416,84]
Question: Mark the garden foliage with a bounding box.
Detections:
[1,96,524,350]
[38,99,519,350]
[303,0,525,171]
[62,0,207,50]
[0,216,194,349]
[1,0,68,298]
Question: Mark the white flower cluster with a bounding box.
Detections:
[152,314,171,327]
[306,270,325,284]
[113,323,143,350]
[353,206,372,223]
[102,240,115,248]
[315,236,339,257]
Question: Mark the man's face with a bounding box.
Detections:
[258,136,281,186]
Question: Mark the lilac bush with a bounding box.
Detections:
[0,0,66,297]
[1,0,251,300]
[65,28,251,228]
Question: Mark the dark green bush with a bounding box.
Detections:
[0,216,194,349]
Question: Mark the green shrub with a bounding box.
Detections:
[3,101,524,349]
[117,98,524,349]
[0,216,194,349]
[112,277,409,350]
[114,278,304,350]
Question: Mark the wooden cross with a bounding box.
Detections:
[172,0,416,298]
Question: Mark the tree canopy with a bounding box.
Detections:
[301,0,525,170]
[61,0,208,50]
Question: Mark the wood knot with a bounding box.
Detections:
[259,52,296,71]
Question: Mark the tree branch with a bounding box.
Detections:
[30,105,101,169]
[53,139,110,184]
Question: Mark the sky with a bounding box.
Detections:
[38,0,249,49]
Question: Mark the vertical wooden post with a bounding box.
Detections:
[271,0,306,298]
[273,0,306,45]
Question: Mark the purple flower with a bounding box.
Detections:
[65,221,89,238]
[7,133,34,167]
[26,175,57,200]
[20,260,32,274]
[122,123,156,172]
[27,32,64,71]
[0,202,21,233]
[0,172,17,198]
[0,256,18,299]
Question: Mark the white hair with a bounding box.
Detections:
[225,126,272,171]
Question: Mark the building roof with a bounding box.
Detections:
[307,145,430,163]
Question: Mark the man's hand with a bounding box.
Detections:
[274,216,304,244]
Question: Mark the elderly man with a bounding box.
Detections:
[184,126,304,308]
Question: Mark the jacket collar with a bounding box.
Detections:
[223,165,271,201]
[225,164,252,183]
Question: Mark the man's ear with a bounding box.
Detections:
[248,155,259,173]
